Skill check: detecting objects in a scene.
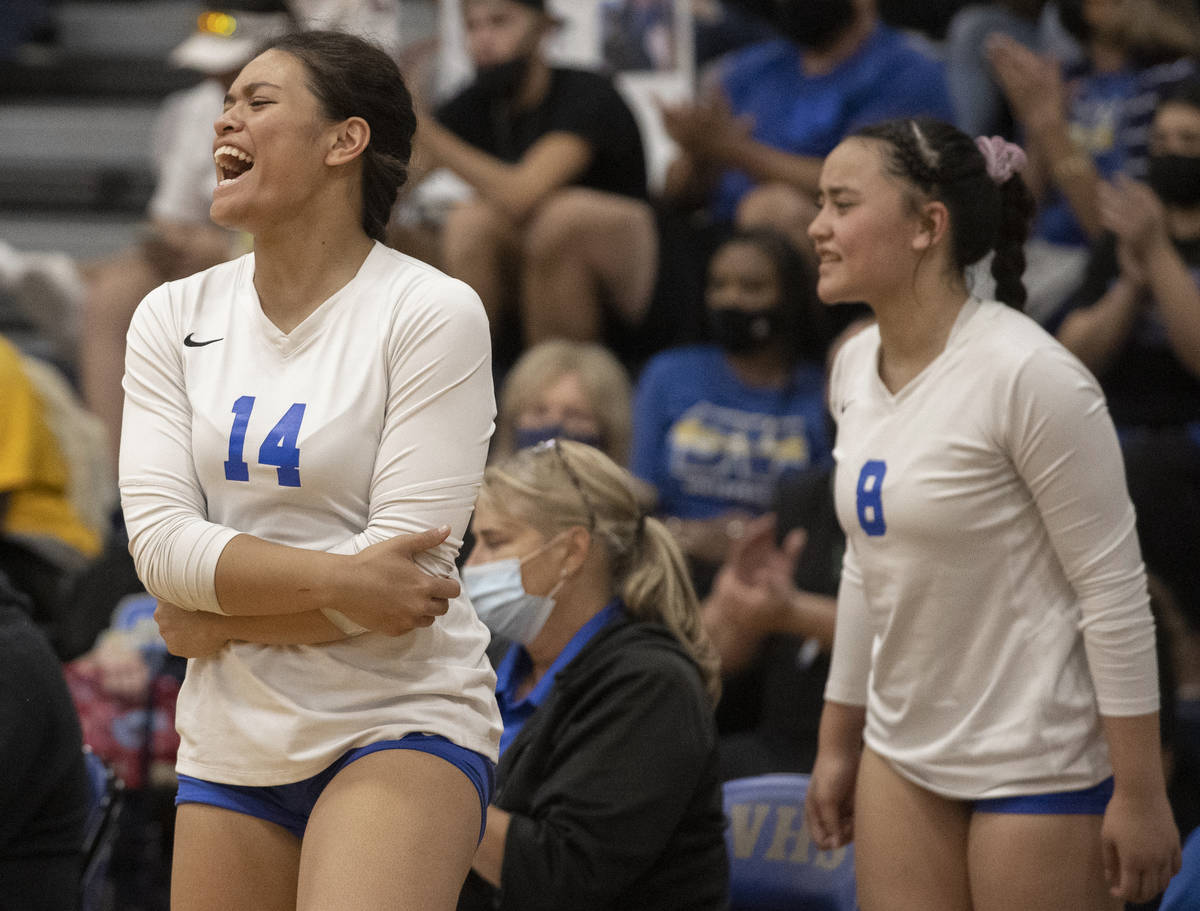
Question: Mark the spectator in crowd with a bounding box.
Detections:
[631,228,832,583]
[658,0,953,252]
[988,0,1200,321]
[79,7,291,473]
[411,0,658,363]
[456,439,728,910]
[703,495,835,779]
[491,339,634,466]
[0,332,104,655]
[0,240,88,377]
[0,572,91,911]
[701,317,870,781]
[1051,78,1200,643]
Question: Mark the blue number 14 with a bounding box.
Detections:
[224,396,307,487]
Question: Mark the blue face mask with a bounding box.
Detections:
[462,540,565,645]
[514,424,604,453]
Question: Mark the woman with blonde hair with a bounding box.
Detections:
[458,438,729,910]
[492,339,633,465]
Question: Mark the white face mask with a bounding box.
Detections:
[462,538,566,645]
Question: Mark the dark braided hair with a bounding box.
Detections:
[263,30,415,241]
[851,117,1035,310]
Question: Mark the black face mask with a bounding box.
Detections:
[1147,153,1200,208]
[773,0,857,51]
[473,54,532,100]
[709,307,784,355]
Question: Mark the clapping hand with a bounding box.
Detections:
[711,514,806,636]
[1099,175,1171,285]
[658,91,753,163]
[987,34,1066,135]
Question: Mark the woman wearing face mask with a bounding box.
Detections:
[457,439,729,911]
[1052,78,1200,658]
[491,339,634,465]
[631,227,833,579]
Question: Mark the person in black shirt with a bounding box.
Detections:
[413,0,658,358]
[0,571,90,911]
[1052,79,1200,634]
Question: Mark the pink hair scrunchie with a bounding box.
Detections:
[975,135,1028,184]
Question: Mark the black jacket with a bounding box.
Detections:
[0,574,89,910]
[459,616,729,910]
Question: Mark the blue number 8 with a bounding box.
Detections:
[856,460,887,536]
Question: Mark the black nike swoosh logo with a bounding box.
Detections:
[184,333,224,348]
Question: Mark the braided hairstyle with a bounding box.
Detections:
[851,117,1035,310]
[264,30,415,241]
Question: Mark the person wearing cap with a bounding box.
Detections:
[409,0,658,365]
[78,7,291,476]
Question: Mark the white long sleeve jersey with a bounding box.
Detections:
[824,298,1158,799]
[119,243,501,785]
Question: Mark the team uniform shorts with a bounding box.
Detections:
[973,777,1114,815]
[176,732,494,840]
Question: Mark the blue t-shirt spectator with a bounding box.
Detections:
[1035,65,1136,246]
[632,346,830,519]
[711,25,954,222]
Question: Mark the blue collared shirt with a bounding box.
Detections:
[494,599,624,756]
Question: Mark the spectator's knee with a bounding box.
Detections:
[442,200,514,261]
[523,191,592,265]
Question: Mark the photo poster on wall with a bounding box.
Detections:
[436,0,695,192]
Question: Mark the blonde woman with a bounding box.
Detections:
[458,439,728,910]
[491,339,633,465]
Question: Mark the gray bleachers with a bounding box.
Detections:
[0,0,439,260]
[0,1,204,257]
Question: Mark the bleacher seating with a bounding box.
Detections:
[0,2,205,259]
[723,773,859,911]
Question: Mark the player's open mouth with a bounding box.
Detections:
[214,145,255,186]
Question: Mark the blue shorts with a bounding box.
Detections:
[176,733,494,840]
[973,776,1114,815]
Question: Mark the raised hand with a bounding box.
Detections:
[986,34,1066,135]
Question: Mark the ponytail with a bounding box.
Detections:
[483,441,722,706]
[622,516,722,706]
